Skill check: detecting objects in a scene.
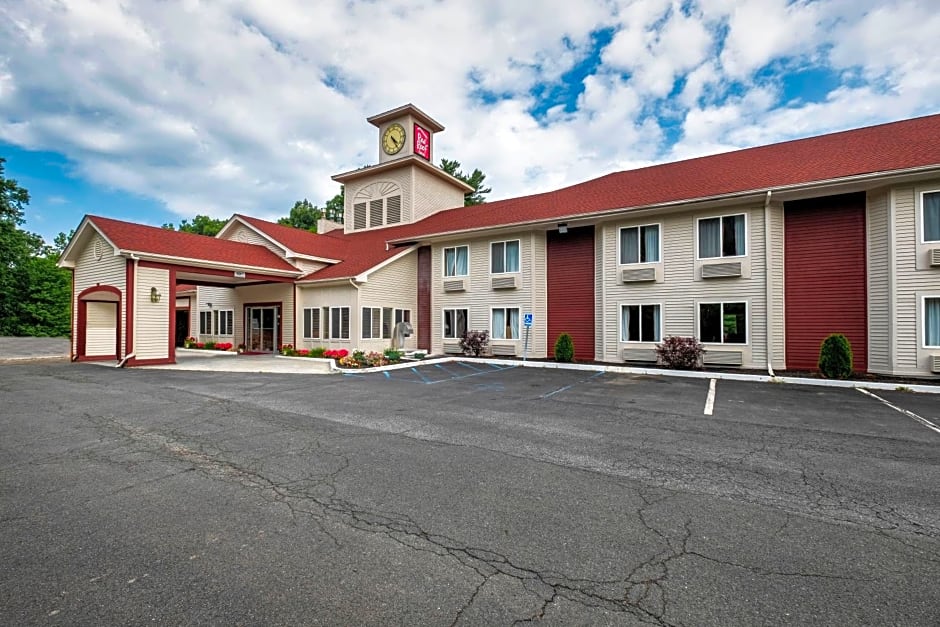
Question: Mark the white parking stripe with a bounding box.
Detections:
[857,388,940,435]
[704,378,716,415]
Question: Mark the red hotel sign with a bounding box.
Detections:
[414,124,431,160]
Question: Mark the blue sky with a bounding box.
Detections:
[2,0,938,244]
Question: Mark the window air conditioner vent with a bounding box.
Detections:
[703,350,743,366]
[701,262,742,278]
[931,355,940,373]
[490,343,517,357]
[443,278,466,292]
[929,248,940,267]
[622,348,657,363]
[491,275,518,290]
[621,267,656,283]
[443,341,462,355]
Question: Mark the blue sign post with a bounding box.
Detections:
[523,313,533,361]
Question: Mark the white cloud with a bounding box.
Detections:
[0,0,938,229]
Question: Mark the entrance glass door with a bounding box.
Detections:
[246,306,278,353]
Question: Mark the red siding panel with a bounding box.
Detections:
[548,227,595,360]
[784,193,867,371]
[417,246,431,351]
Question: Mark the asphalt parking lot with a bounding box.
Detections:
[1,361,938,625]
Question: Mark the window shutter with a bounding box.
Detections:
[341,307,350,339]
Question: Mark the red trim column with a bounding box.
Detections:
[125,259,135,358]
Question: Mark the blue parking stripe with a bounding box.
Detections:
[411,367,432,383]
[383,371,390,378]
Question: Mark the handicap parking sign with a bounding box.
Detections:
[523,313,533,327]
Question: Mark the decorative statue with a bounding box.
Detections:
[391,321,413,350]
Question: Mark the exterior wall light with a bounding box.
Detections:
[150,287,162,303]
[557,223,568,234]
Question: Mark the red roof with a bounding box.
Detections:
[88,216,298,272]
[387,112,940,241]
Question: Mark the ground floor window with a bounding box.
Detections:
[325,306,350,340]
[199,310,212,335]
[491,307,520,339]
[699,302,747,343]
[395,308,411,325]
[926,297,940,347]
[621,304,661,342]
[362,307,394,340]
[443,308,468,339]
[303,308,320,339]
[214,310,233,335]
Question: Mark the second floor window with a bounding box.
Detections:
[924,191,940,242]
[491,240,520,273]
[699,214,746,258]
[444,246,469,277]
[620,225,660,264]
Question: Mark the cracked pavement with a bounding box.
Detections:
[1,362,938,625]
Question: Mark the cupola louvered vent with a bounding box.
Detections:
[353,203,367,230]
[621,267,656,282]
[443,279,466,292]
[701,262,742,278]
[491,275,518,290]
[387,195,402,224]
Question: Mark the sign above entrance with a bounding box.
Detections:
[234,271,246,278]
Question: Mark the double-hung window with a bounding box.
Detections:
[491,240,520,273]
[621,304,661,342]
[924,191,940,242]
[699,214,746,258]
[444,246,469,277]
[620,225,660,264]
[443,308,468,339]
[215,310,233,335]
[303,308,320,339]
[326,307,349,340]
[699,302,746,344]
[361,307,394,340]
[926,297,940,347]
[491,308,520,339]
[199,311,212,335]
[394,309,411,325]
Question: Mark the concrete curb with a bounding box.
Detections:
[342,355,940,394]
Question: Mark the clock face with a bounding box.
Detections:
[382,123,406,155]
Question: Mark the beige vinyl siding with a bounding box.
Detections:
[224,224,284,255]
[85,301,118,356]
[600,204,768,367]
[431,231,547,357]
[768,204,786,369]
[357,252,418,352]
[295,284,358,348]
[867,190,892,373]
[73,232,127,357]
[412,168,465,223]
[135,267,170,360]
[894,182,940,375]
[196,286,237,342]
[234,283,295,349]
[292,259,328,274]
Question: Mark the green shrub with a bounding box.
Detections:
[384,348,402,362]
[818,333,853,379]
[655,336,704,370]
[308,347,326,358]
[554,333,575,362]
[204,340,216,351]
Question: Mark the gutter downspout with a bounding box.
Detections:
[348,278,361,341]
[764,191,776,378]
[125,253,141,367]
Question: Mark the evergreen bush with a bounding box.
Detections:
[554,333,575,362]
[818,333,853,379]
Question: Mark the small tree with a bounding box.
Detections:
[554,333,575,362]
[818,333,853,379]
[459,330,489,357]
[656,336,705,370]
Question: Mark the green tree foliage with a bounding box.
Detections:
[0,157,72,337]
[162,214,226,236]
[278,199,322,232]
[818,333,853,379]
[554,333,575,362]
[439,158,492,206]
[324,186,344,223]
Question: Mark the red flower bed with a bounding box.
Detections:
[215,342,233,351]
[323,349,349,359]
